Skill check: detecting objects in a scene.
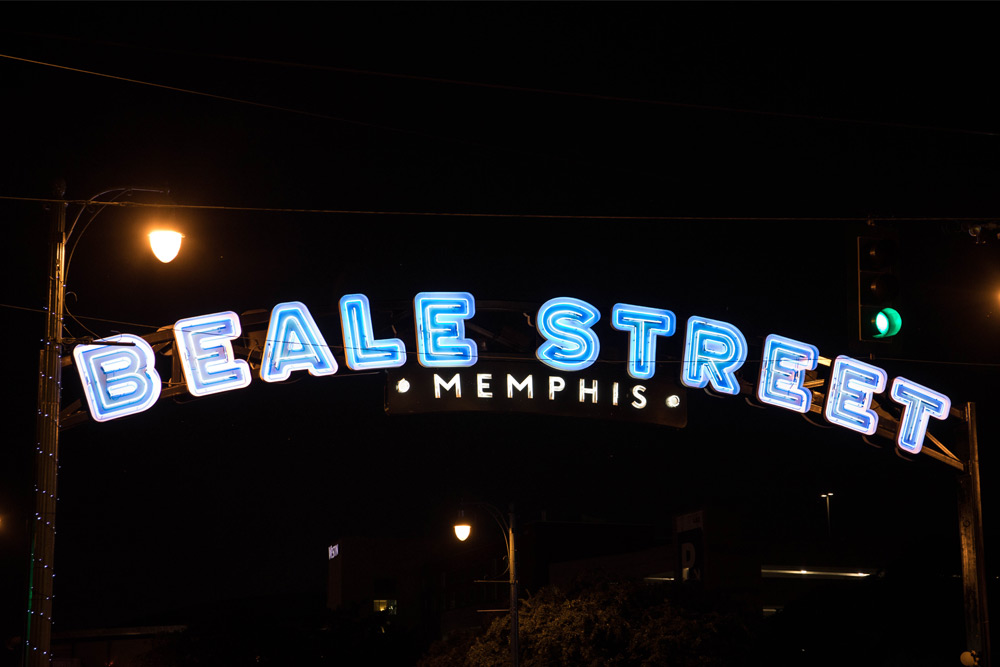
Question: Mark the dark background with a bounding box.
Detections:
[2,2,999,654]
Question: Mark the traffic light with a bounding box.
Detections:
[857,235,902,340]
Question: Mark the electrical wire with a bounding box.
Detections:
[0,195,997,223]
[0,52,627,173]
[4,37,999,140]
[211,55,1000,139]
[4,46,999,193]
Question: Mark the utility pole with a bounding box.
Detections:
[508,505,518,667]
[821,492,833,539]
[26,181,66,666]
[958,403,990,665]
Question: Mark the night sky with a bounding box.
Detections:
[2,3,1000,648]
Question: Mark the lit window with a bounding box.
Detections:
[373,599,397,615]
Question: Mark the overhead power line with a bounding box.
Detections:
[3,38,998,140]
[0,52,644,173]
[0,52,381,126]
[213,54,1000,139]
[0,195,997,223]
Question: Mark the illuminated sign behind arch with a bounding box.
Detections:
[385,361,686,427]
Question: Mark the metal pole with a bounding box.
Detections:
[958,402,990,665]
[26,181,66,666]
[508,504,518,667]
[821,493,832,539]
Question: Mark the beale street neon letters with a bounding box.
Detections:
[74,293,951,454]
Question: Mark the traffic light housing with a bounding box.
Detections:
[857,235,902,340]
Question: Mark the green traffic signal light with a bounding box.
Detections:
[857,234,902,342]
[872,307,902,338]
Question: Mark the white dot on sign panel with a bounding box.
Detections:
[396,379,410,393]
[665,395,680,408]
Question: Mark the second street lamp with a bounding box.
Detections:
[454,502,519,667]
[27,182,182,667]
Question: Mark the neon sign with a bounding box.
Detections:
[890,377,952,454]
[74,334,162,423]
[339,293,406,371]
[681,316,748,396]
[824,356,888,436]
[611,303,675,380]
[756,335,818,414]
[173,312,251,397]
[536,297,601,372]
[260,301,339,382]
[414,292,477,367]
[72,293,952,454]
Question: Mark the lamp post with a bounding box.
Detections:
[454,502,519,667]
[820,492,833,539]
[26,182,180,666]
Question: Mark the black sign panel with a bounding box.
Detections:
[675,510,705,584]
[385,360,686,428]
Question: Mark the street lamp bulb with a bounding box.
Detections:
[454,523,471,541]
[149,230,184,263]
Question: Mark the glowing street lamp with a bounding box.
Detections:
[454,510,472,542]
[454,502,519,667]
[148,230,184,263]
[28,182,180,667]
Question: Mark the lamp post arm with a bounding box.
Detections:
[507,505,519,667]
[65,186,169,240]
[464,501,512,573]
[64,186,170,288]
